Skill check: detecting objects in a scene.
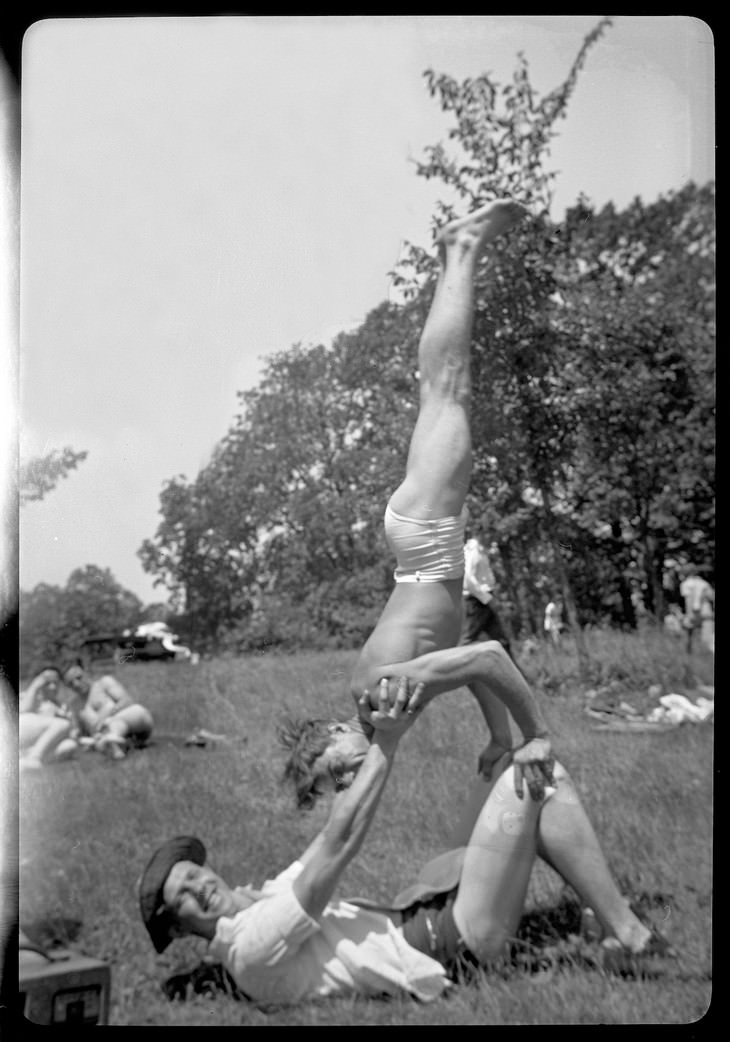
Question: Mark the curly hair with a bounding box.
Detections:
[277,716,335,810]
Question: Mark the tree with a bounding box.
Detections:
[19,447,88,505]
[390,17,714,657]
[20,565,143,676]
[546,186,715,618]
[139,18,713,656]
[140,303,422,649]
[138,463,261,650]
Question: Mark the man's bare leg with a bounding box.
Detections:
[534,770,651,952]
[389,200,526,520]
[19,715,73,769]
[448,763,651,953]
[452,764,543,961]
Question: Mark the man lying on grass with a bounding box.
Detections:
[279,200,554,809]
[139,679,675,1007]
[62,660,154,760]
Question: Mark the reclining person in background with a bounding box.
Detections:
[19,666,79,770]
[62,660,154,760]
[139,681,674,1008]
[280,200,552,808]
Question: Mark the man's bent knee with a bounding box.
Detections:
[107,704,154,740]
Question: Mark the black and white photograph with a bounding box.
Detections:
[3,13,714,1027]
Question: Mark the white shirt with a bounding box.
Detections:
[462,538,495,604]
[680,576,714,618]
[208,861,450,1005]
[544,602,561,631]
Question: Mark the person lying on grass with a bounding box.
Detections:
[279,199,552,809]
[19,666,79,770]
[62,660,155,760]
[139,679,675,1008]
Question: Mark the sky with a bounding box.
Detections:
[15,14,715,604]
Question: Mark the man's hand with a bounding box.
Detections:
[358,677,425,736]
[512,737,555,801]
[477,737,513,780]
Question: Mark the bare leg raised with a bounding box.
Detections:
[389,201,526,520]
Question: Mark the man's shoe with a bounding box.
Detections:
[599,928,678,977]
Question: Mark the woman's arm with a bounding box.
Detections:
[373,641,549,741]
[468,679,516,780]
[370,643,554,800]
[469,679,514,747]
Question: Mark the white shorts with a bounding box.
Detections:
[384,501,468,583]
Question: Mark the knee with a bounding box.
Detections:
[54,738,78,761]
[51,717,72,739]
[126,704,154,737]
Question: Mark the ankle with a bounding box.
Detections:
[615,920,651,953]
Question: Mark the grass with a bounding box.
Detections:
[17,630,713,1025]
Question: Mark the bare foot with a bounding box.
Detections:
[97,734,127,760]
[436,199,527,261]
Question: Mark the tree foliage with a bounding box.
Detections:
[20,565,143,676]
[19,447,88,505]
[139,18,714,653]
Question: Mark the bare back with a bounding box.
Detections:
[350,579,463,699]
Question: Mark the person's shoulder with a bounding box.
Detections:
[99,673,125,688]
[266,861,304,890]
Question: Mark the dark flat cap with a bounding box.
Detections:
[139,835,206,953]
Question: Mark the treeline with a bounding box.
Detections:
[20,21,715,664]
[137,27,714,654]
[137,177,714,653]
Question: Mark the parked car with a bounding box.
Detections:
[81,625,193,666]
[116,624,193,663]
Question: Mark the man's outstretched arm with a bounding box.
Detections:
[293,680,421,921]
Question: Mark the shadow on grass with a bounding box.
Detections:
[20,915,83,950]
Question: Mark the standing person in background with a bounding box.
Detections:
[62,660,154,760]
[461,534,515,660]
[543,599,563,647]
[679,565,714,654]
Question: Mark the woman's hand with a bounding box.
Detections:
[357,677,425,736]
[511,737,555,801]
[477,737,513,780]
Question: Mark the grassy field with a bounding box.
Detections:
[18,630,713,1025]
